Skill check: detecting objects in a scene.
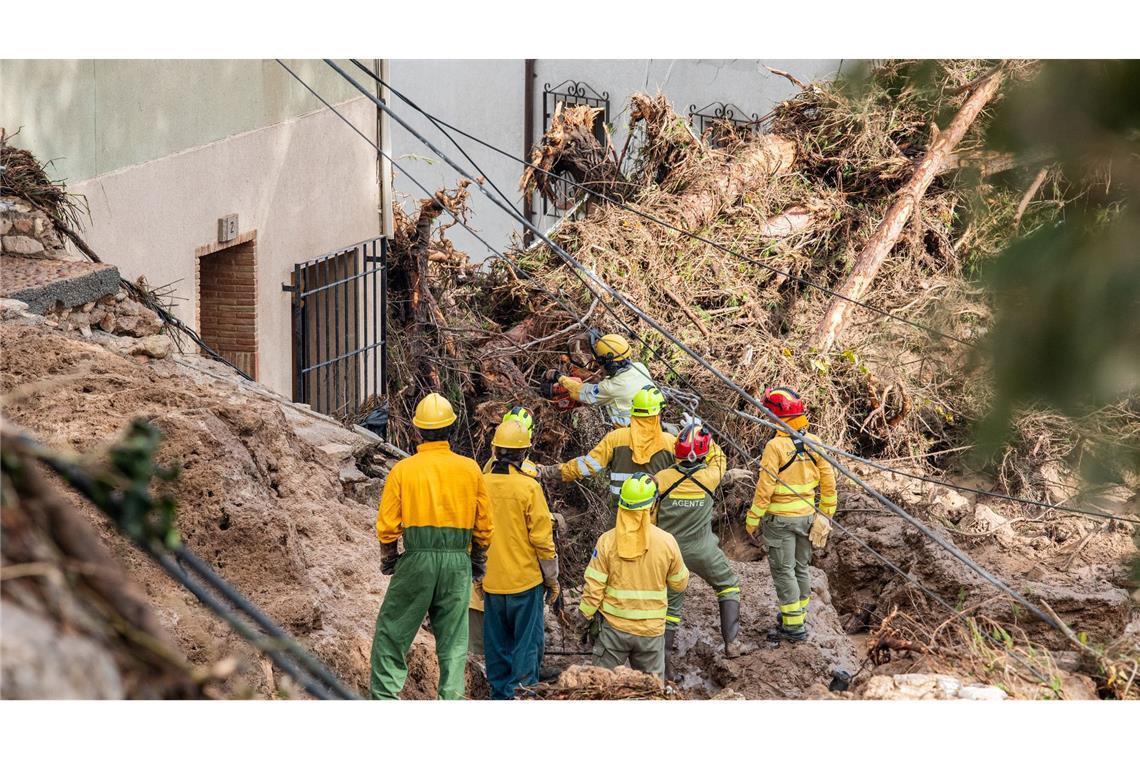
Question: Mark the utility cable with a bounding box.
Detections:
[349,60,974,349]
[285,64,1062,685]
[10,430,358,700]
[325,58,1063,633]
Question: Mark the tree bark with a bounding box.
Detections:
[812,70,1005,351]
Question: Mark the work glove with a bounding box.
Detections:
[539,557,561,606]
[679,411,702,431]
[558,375,584,398]
[470,542,488,583]
[380,541,402,575]
[538,463,562,482]
[809,514,832,549]
[579,615,602,648]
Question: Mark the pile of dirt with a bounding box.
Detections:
[0,315,460,698]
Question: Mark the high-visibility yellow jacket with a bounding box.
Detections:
[376,440,493,549]
[560,361,654,426]
[559,417,676,502]
[579,525,689,637]
[471,456,541,611]
[482,462,557,595]
[746,431,837,531]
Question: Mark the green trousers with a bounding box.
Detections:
[666,533,740,630]
[592,617,665,678]
[762,514,814,631]
[369,527,472,700]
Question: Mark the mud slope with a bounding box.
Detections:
[0,320,442,697]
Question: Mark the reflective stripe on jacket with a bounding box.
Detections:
[559,424,675,503]
[579,525,688,637]
[376,441,493,549]
[482,464,557,595]
[571,361,654,426]
[747,432,837,529]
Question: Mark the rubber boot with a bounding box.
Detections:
[766,625,807,643]
[663,628,677,682]
[719,598,753,658]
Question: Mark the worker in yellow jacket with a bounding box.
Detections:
[579,473,689,678]
[557,332,656,426]
[543,385,674,507]
[745,388,837,642]
[481,419,560,699]
[370,393,493,699]
[470,406,539,657]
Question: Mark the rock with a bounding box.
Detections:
[114,291,126,302]
[0,215,12,235]
[862,673,962,700]
[0,601,125,699]
[352,424,382,443]
[319,442,357,460]
[929,484,972,523]
[1,298,30,319]
[99,312,117,332]
[129,334,173,359]
[79,325,93,338]
[339,464,369,485]
[2,234,45,256]
[958,684,1007,700]
[81,301,96,313]
[13,217,34,234]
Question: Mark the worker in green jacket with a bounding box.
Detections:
[653,422,745,679]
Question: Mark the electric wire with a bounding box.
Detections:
[338,61,1129,532]
[286,62,1058,686]
[349,60,974,349]
[325,57,1064,634]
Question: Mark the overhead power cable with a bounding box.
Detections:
[324,58,1064,634]
[348,59,974,349]
[11,429,357,700]
[338,63,1117,532]
[284,62,1059,687]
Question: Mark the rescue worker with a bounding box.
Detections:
[556,332,656,427]
[470,405,539,658]
[579,473,689,678]
[654,422,746,676]
[480,419,560,699]
[543,385,674,508]
[744,388,837,642]
[370,392,493,699]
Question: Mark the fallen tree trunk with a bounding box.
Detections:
[520,104,634,205]
[813,70,1005,351]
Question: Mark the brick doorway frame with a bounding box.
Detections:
[195,230,259,380]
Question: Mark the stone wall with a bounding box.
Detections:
[0,195,76,261]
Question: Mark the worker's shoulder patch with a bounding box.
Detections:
[520,460,539,478]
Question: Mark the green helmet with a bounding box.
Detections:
[630,385,665,417]
[502,405,535,434]
[618,472,658,511]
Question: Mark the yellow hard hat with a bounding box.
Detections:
[502,405,535,434]
[618,472,658,510]
[593,333,632,363]
[630,385,665,417]
[492,419,532,449]
[412,392,457,430]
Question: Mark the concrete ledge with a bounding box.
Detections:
[0,256,121,314]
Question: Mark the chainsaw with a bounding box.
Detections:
[536,333,601,412]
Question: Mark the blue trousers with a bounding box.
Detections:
[483,584,545,700]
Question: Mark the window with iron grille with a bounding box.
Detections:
[541,79,610,219]
[687,102,761,148]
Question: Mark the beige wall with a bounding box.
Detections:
[1,59,369,182]
[69,96,380,396]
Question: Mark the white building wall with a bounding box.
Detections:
[385,59,846,258]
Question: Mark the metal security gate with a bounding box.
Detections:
[542,79,610,219]
[285,236,387,418]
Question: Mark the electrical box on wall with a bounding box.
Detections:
[217,214,239,243]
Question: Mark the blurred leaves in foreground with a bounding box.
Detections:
[978,61,1140,480]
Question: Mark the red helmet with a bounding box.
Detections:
[762,387,805,418]
[675,424,711,462]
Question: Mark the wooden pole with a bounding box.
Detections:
[812,70,1005,352]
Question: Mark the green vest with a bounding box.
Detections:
[608,445,674,505]
[655,465,716,545]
